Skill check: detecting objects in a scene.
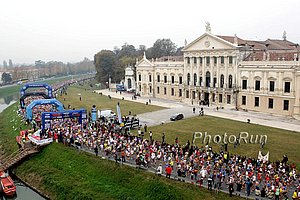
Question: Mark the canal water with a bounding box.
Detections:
[0,92,46,200]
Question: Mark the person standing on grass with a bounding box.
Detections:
[156,164,162,176]
[165,164,172,179]
[149,131,153,144]
[94,145,98,157]
[121,150,125,163]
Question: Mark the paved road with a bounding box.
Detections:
[96,89,300,132]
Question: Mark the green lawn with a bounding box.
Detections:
[14,143,242,200]
[135,116,300,169]
[56,85,165,116]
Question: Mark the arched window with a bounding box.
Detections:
[220,74,224,88]
[193,73,197,86]
[206,71,211,87]
[187,73,190,85]
[228,74,233,88]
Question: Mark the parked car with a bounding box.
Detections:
[127,88,136,93]
[170,113,184,121]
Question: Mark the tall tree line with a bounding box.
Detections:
[94,39,183,84]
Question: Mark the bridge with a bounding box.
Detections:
[0,146,39,171]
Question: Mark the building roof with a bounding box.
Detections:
[218,35,298,51]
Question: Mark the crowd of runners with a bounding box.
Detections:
[19,81,300,200]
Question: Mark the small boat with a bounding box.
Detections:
[0,171,16,196]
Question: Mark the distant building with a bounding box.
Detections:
[124,65,135,91]
[135,28,300,118]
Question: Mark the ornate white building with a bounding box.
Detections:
[135,28,300,118]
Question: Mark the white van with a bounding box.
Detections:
[98,109,116,119]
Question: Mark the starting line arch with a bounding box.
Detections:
[41,109,87,130]
[20,83,53,98]
[26,99,64,120]
[20,92,51,109]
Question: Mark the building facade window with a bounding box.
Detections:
[157,87,159,94]
[255,80,260,91]
[157,75,160,82]
[221,56,224,64]
[187,73,190,85]
[199,57,203,64]
[139,85,141,92]
[149,86,152,93]
[187,57,190,64]
[255,97,259,107]
[284,82,290,93]
[138,74,141,81]
[242,80,247,90]
[164,87,167,95]
[192,91,195,99]
[220,74,224,88]
[194,57,197,64]
[179,89,182,97]
[283,100,289,110]
[186,90,189,98]
[194,73,197,86]
[213,77,217,88]
[206,57,210,65]
[171,76,175,84]
[228,75,233,88]
[179,76,183,84]
[171,88,174,96]
[219,94,223,103]
[242,96,246,105]
[269,81,275,92]
[229,56,233,64]
[164,75,167,83]
[206,71,211,87]
[214,57,217,65]
[268,98,274,109]
[149,75,152,82]
[199,77,203,86]
[227,95,231,104]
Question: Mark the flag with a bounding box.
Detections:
[258,151,269,163]
[117,104,122,123]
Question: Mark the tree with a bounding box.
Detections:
[8,59,13,68]
[175,46,184,56]
[117,43,137,58]
[150,39,177,58]
[1,72,12,83]
[3,60,7,69]
[94,50,118,84]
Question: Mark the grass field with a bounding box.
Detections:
[14,143,243,200]
[134,115,300,169]
[56,85,165,116]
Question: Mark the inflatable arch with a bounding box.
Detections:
[20,92,51,109]
[20,83,53,98]
[26,99,64,120]
[41,109,87,130]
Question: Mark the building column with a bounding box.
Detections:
[216,56,220,87]
[202,56,206,87]
[224,56,228,89]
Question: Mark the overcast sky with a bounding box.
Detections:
[0,0,299,64]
